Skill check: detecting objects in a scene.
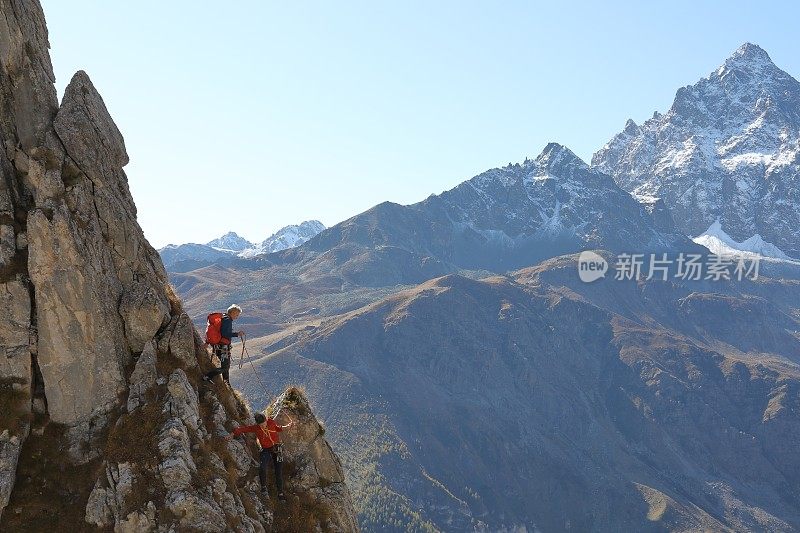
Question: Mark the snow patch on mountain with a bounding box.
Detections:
[633,193,661,204]
[693,220,793,260]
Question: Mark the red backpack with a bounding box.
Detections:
[205,312,229,345]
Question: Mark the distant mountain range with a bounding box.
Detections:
[171,43,800,531]
[169,143,705,336]
[159,220,325,271]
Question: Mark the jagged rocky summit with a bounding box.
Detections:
[0,1,357,531]
[593,43,800,258]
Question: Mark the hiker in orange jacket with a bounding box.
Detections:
[226,412,294,500]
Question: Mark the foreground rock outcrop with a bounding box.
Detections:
[0,1,357,530]
[267,388,360,533]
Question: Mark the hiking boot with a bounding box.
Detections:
[277,491,286,502]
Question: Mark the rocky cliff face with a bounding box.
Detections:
[0,1,357,530]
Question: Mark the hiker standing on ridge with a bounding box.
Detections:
[226,412,294,500]
[202,304,244,384]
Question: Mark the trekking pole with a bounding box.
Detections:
[238,333,247,370]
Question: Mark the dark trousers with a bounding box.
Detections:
[259,446,284,493]
[205,345,231,383]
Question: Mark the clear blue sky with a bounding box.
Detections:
[40,1,799,248]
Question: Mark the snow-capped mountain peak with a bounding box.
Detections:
[238,220,326,258]
[592,43,800,258]
[417,142,689,264]
[693,219,793,260]
[534,142,589,173]
[719,42,776,76]
[206,231,253,252]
